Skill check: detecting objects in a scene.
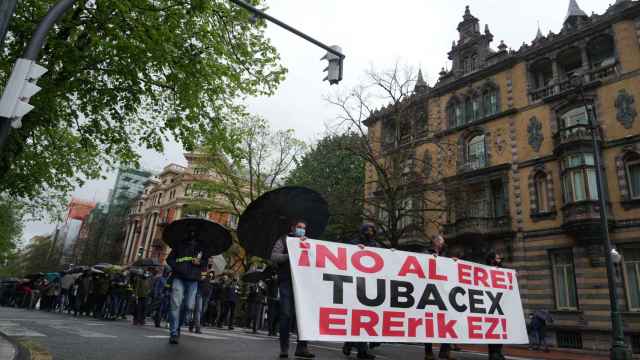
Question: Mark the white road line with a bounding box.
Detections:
[0,325,46,337]
[145,335,169,338]
[48,324,117,338]
[199,328,271,340]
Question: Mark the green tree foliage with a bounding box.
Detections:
[0,0,286,207]
[286,133,365,242]
[196,115,306,216]
[20,235,64,275]
[0,196,23,275]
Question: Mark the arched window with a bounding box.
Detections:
[587,34,615,69]
[561,153,598,203]
[534,172,550,213]
[625,152,640,199]
[447,97,464,128]
[466,134,486,170]
[465,97,474,124]
[482,85,499,116]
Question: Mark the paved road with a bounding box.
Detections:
[0,307,541,360]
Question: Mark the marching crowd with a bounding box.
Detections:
[0,222,552,360]
[0,265,275,336]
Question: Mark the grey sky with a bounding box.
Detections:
[22,0,612,242]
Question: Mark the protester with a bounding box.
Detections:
[60,272,76,313]
[132,269,153,326]
[528,309,552,352]
[151,267,169,328]
[190,271,213,333]
[220,276,239,330]
[343,223,379,360]
[486,251,506,360]
[265,274,280,337]
[424,235,455,360]
[245,282,264,334]
[270,219,315,359]
[166,229,209,345]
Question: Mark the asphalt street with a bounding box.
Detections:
[0,307,543,360]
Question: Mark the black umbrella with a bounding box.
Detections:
[162,218,232,256]
[132,258,162,268]
[93,263,113,271]
[25,273,44,280]
[238,186,329,259]
[242,267,276,283]
[67,266,89,274]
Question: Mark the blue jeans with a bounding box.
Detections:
[169,278,197,337]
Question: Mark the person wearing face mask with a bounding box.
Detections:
[270,219,315,359]
[166,228,209,345]
[342,224,379,360]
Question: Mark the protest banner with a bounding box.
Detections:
[287,237,528,344]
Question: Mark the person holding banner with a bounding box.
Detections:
[424,235,455,360]
[342,223,379,360]
[270,220,315,359]
[485,251,506,360]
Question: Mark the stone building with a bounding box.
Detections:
[121,152,239,265]
[364,0,640,352]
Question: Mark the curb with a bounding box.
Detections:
[0,333,21,360]
[0,333,51,360]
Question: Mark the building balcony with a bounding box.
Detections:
[528,64,616,103]
[443,215,512,240]
[561,200,612,242]
[552,124,601,154]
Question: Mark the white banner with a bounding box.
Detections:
[287,237,528,344]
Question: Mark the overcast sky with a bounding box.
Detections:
[22,0,614,242]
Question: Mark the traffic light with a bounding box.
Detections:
[321,45,343,85]
[0,58,47,127]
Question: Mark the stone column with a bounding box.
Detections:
[581,46,590,81]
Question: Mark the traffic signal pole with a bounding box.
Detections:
[0,0,76,153]
[228,0,345,83]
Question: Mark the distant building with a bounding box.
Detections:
[121,153,239,265]
[60,198,96,264]
[107,168,154,211]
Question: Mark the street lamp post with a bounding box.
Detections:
[572,74,632,360]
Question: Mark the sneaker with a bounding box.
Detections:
[169,335,179,345]
[342,344,352,356]
[195,328,202,334]
[279,348,289,358]
[425,352,435,360]
[357,352,375,359]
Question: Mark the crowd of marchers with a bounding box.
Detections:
[0,222,553,360]
[0,264,274,335]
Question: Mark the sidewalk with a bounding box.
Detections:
[0,335,16,360]
[457,344,609,360]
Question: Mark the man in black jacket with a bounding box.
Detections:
[166,230,208,345]
[270,219,315,359]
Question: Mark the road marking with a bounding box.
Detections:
[145,335,169,338]
[48,324,117,338]
[181,333,227,340]
[199,328,271,340]
[0,325,46,337]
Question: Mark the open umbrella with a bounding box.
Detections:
[132,258,162,268]
[67,266,89,274]
[242,266,276,283]
[162,218,232,256]
[93,263,113,271]
[238,186,329,259]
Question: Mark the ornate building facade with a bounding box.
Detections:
[121,153,238,265]
[364,0,640,352]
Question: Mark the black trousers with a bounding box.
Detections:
[219,301,236,327]
[267,298,279,335]
[425,343,450,357]
[134,297,147,324]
